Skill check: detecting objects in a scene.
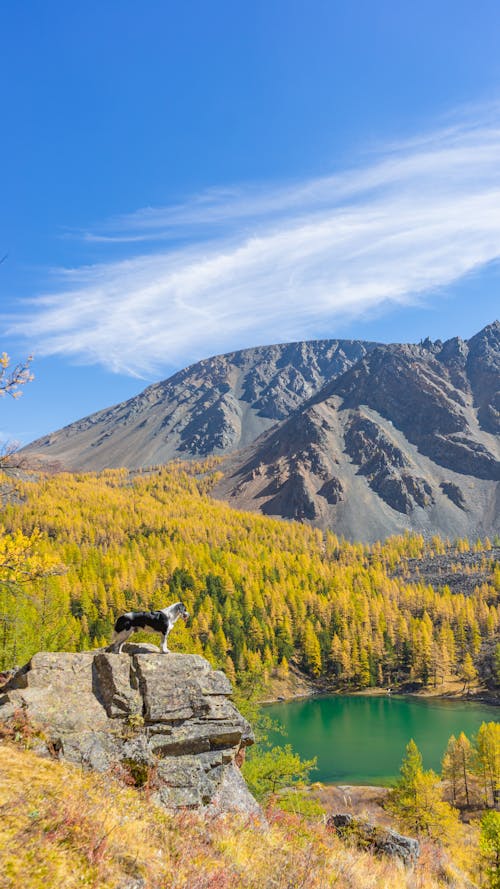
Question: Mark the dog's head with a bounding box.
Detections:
[177,602,190,623]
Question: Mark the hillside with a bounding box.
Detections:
[20,322,500,542]
[21,338,375,470]
[0,463,497,889]
[0,463,498,697]
[0,743,476,889]
[215,322,500,541]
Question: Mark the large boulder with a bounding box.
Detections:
[0,645,257,815]
[327,813,420,866]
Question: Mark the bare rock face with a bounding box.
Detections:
[467,320,500,434]
[21,339,376,471]
[332,332,500,481]
[216,323,500,541]
[344,415,433,514]
[0,647,257,815]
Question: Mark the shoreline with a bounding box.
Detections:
[261,682,500,707]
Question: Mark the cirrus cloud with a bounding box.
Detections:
[6,106,500,376]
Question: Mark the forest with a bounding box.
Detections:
[1,461,499,697]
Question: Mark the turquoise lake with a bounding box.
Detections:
[265,694,499,784]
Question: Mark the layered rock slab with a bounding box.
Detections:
[0,647,257,814]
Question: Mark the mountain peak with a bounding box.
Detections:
[20,323,500,542]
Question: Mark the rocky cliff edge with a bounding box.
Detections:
[0,646,258,815]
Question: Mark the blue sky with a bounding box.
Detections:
[1,0,500,444]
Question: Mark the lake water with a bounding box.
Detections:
[265,694,499,784]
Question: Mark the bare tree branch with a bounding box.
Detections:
[0,353,34,399]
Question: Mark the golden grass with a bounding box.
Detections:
[0,743,475,889]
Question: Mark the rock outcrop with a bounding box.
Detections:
[327,813,420,866]
[0,645,258,815]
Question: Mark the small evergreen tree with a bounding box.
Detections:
[388,739,460,842]
[442,734,460,806]
[303,620,322,677]
[455,731,474,807]
[242,743,317,800]
[474,722,500,808]
[460,652,477,694]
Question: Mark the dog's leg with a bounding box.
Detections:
[118,629,133,653]
[161,632,170,654]
[113,628,133,654]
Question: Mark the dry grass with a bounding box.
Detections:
[0,743,477,889]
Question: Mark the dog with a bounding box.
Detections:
[111,601,189,654]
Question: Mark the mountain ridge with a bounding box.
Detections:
[21,322,500,541]
[214,322,499,540]
[22,337,378,469]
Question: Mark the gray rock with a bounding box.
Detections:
[206,762,262,817]
[134,654,211,723]
[93,651,142,717]
[60,730,123,772]
[122,734,155,765]
[118,880,145,889]
[0,647,256,814]
[327,813,420,866]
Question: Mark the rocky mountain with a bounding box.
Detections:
[0,645,258,814]
[21,322,499,542]
[22,339,376,471]
[214,322,500,541]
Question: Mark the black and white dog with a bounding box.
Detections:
[111,602,189,654]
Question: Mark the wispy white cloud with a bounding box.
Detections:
[6,107,500,376]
